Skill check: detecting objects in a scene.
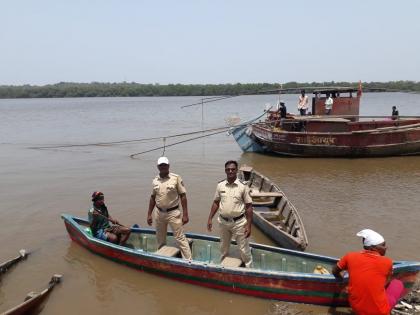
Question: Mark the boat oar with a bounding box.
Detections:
[92,211,126,227]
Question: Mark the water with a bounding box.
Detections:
[0,93,419,314]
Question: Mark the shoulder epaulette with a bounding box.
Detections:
[218,179,226,183]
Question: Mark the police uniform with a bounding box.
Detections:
[214,178,253,268]
[152,172,192,259]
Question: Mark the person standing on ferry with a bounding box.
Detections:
[325,93,333,115]
[297,90,309,115]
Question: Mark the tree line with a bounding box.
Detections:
[0,81,419,99]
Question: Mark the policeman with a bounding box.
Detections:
[147,157,192,260]
[207,160,253,268]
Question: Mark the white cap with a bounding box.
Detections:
[157,156,169,165]
[356,229,385,246]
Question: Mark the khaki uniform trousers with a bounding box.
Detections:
[217,216,253,268]
[155,209,192,260]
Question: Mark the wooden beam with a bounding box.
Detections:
[251,191,283,198]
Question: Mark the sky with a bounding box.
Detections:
[0,0,419,85]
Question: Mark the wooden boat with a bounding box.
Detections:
[1,274,62,315]
[231,87,420,157]
[238,166,308,251]
[62,214,420,306]
[0,250,28,277]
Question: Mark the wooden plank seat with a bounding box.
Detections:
[239,165,253,173]
[155,246,180,257]
[155,239,193,258]
[221,257,243,268]
[250,191,283,198]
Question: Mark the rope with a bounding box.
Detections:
[129,129,229,158]
[129,114,267,158]
[180,95,236,108]
[28,125,232,150]
[162,137,166,156]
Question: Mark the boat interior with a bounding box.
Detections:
[260,86,420,133]
[74,218,332,274]
[263,116,420,133]
[239,166,282,206]
[239,168,301,237]
[126,231,332,274]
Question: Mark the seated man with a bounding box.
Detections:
[332,229,404,315]
[392,106,399,120]
[88,191,131,245]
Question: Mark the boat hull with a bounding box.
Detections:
[230,124,265,153]
[252,124,420,157]
[62,214,420,306]
[2,275,61,315]
[0,250,27,277]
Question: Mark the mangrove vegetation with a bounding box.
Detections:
[0,81,419,99]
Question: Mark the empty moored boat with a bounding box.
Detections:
[1,274,62,315]
[0,250,28,278]
[238,166,308,251]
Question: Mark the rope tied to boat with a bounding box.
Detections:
[162,137,166,156]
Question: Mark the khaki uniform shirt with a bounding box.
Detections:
[152,173,186,209]
[214,178,252,218]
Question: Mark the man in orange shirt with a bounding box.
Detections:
[332,229,404,315]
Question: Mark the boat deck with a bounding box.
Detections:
[124,231,326,273]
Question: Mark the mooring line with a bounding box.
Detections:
[28,125,232,150]
[129,129,230,158]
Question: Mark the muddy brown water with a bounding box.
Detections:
[0,94,419,314]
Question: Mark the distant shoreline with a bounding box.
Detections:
[0,81,419,99]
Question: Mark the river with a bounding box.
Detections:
[0,93,419,314]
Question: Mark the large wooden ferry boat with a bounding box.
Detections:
[231,87,420,157]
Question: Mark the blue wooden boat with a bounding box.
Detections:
[62,214,420,306]
[229,112,266,153]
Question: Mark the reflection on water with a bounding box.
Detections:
[1,94,420,314]
[64,242,146,304]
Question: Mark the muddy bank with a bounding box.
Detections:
[392,280,420,314]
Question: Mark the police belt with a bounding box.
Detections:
[157,205,179,212]
[219,213,245,222]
